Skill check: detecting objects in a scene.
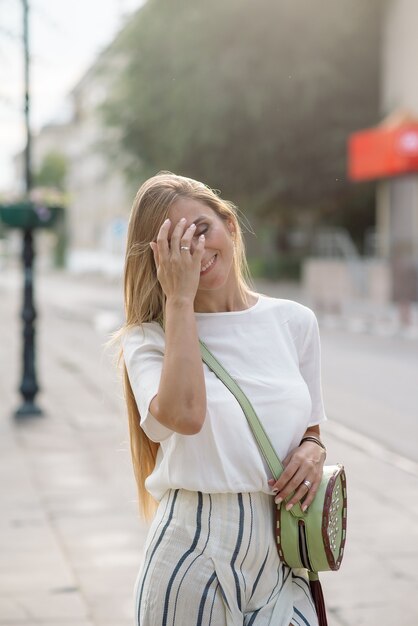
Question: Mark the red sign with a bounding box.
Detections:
[348,123,418,181]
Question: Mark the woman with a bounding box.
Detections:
[120,172,327,625]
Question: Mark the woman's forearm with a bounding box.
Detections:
[153,297,206,435]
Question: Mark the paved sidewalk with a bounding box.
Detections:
[0,269,417,625]
[0,271,147,626]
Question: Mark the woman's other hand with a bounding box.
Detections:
[267,441,326,512]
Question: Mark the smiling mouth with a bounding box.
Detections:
[200,254,217,274]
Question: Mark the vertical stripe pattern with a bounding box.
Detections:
[134,489,319,626]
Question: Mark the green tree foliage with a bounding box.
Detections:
[35,151,68,191]
[103,0,381,221]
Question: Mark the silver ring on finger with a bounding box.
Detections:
[302,479,312,490]
[180,246,190,251]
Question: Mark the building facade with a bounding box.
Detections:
[26,38,133,273]
[378,0,418,301]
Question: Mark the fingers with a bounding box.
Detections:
[273,464,307,505]
[170,217,189,257]
[269,471,319,512]
[283,483,310,511]
[268,459,321,511]
[282,477,320,512]
[155,218,171,261]
[149,241,159,268]
[178,221,202,257]
[270,457,300,495]
[271,473,320,511]
[155,216,206,260]
[153,217,196,265]
[193,232,206,257]
[297,477,321,512]
[150,217,206,300]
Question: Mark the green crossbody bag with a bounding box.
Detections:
[197,337,348,626]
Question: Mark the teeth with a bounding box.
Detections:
[201,255,216,272]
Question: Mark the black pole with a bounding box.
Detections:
[16,229,41,416]
[23,0,32,194]
[15,0,42,417]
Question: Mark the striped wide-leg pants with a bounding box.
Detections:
[134,489,319,626]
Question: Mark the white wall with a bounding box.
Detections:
[381,0,418,114]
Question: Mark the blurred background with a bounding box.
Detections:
[0,1,417,625]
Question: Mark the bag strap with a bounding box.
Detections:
[199,336,309,519]
[197,337,284,480]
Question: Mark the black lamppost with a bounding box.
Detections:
[0,1,65,416]
[19,224,40,415]
[19,0,38,415]
[0,203,64,417]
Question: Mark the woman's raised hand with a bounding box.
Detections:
[149,217,206,302]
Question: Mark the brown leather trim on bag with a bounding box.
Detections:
[322,466,347,570]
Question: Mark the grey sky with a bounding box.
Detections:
[0,0,143,191]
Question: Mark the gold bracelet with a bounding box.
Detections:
[300,436,327,452]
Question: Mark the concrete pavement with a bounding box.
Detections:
[0,268,417,625]
[0,269,146,625]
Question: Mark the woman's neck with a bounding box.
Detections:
[193,289,257,314]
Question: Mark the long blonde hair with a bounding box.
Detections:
[111,171,255,521]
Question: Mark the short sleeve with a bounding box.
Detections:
[295,306,328,427]
[122,323,175,443]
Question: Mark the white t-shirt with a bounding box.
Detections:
[122,293,327,501]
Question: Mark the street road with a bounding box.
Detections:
[320,328,418,462]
